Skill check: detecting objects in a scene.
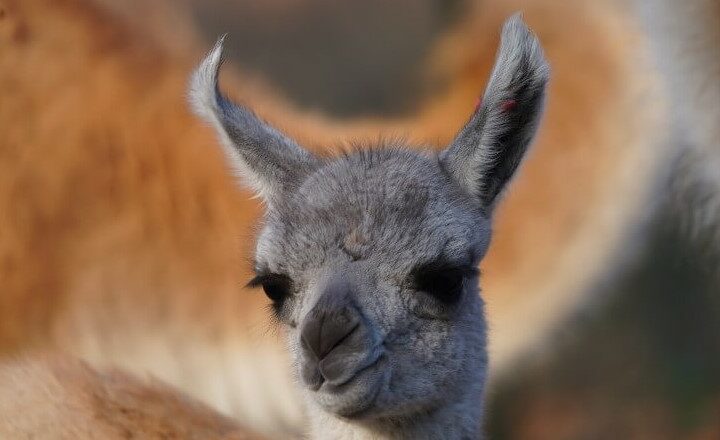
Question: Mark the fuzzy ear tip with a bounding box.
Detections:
[188,35,227,120]
[501,13,550,80]
[505,12,526,27]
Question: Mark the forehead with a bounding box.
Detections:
[259,147,488,274]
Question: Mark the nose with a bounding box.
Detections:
[301,303,360,363]
[300,283,372,388]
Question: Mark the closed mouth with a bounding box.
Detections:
[316,353,387,418]
[337,369,385,419]
[320,351,382,391]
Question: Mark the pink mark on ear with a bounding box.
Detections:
[474,97,482,111]
[500,99,518,112]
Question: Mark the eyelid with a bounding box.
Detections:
[413,260,478,276]
[246,272,290,288]
[461,265,480,277]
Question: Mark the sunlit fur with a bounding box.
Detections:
[0,356,261,439]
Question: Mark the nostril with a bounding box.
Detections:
[301,307,360,361]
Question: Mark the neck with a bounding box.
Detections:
[304,383,485,440]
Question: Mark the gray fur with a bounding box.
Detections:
[188,35,320,205]
[190,14,548,440]
[441,13,549,211]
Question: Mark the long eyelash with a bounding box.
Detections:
[246,275,266,289]
[246,272,285,288]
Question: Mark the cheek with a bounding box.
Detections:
[389,319,459,367]
[475,226,492,261]
[380,323,467,402]
[397,301,485,373]
[283,329,304,365]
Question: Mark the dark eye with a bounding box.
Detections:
[411,261,468,305]
[248,273,293,308]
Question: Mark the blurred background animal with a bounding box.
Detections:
[637,0,720,243]
[0,0,717,438]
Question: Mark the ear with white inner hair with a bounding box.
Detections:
[188,36,320,205]
[440,14,550,213]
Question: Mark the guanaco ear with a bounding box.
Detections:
[440,14,549,212]
[188,37,319,205]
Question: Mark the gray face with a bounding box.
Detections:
[253,148,490,418]
[190,13,548,426]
